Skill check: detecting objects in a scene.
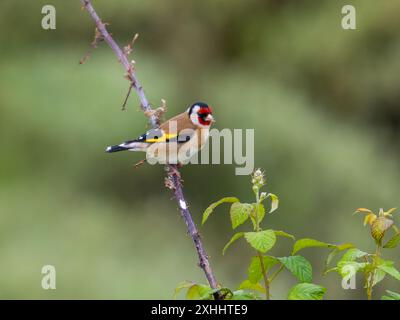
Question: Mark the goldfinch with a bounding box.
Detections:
[106,102,215,165]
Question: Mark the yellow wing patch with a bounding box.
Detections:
[145,133,178,143]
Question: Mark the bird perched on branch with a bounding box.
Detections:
[106,102,215,165]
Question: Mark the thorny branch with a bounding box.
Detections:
[80,0,222,299]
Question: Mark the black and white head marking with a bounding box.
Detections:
[187,102,213,128]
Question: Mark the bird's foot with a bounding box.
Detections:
[167,164,183,182]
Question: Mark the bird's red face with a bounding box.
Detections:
[188,102,215,128]
[197,105,214,126]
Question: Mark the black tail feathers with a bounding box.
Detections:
[105,145,129,153]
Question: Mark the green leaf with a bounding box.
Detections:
[238,280,265,293]
[384,208,397,217]
[325,250,338,272]
[266,193,279,213]
[337,243,356,251]
[354,208,374,215]
[173,281,195,299]
[222,232,244,255]
[277,256,312,283]
[336,261,368,281]
[377,260,400,281]
[287,283,326,300]
[245,230,276,253]
[339,248,368,263]
[250,203,265,229]
[381,290,400,300]
[363,213,377,226]
[202,197,239,225]
[292,238,335,255]
[324,243,355,272]
[230,290,259,300]
[371,216,394,245]
[371,269,386,287]
[248,256,279,283]
[230,202,252,229]
[186,284,212,300]
[383,233,400,249]
[274,230,295,241]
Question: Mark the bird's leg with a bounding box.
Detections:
[133,158,146,168]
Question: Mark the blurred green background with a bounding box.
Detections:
[0,0,399,299]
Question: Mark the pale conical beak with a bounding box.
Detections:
[206,114,216,123]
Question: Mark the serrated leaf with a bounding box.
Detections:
[371,217,394,245]
[222,232,244,255]
[174,281,195,299]
[383,233,400,249]
[250,203,265,229]
[245,230,276,253]
[337,261,368,281]
[325,243,355,272]
[381,290,400,300]
[230,290,259,300]
[292,238,335,255]
[202,197,239,225]
[248,256,279,283]
[267,193,279,213]
[238,280,265,293]
[377,260,400,281]
[339,248,368,263]
[186,284,212,300]
[287,283,326,300]
[277,256,312,283]
[274,230,295,241]
[230,202,252,229]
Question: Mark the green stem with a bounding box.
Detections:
[258,251,270,300]
[254,189,270,300]
[367,244,381,300]
[268,264,284,283]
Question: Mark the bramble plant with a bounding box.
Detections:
[176,169,331,300]
[324,207,400,300]
[174,170,400,300]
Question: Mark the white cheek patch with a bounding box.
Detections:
[189,105,201,126]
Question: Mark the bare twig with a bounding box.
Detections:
[80,0,158,127]
[124,33,139,56]
[121,83,134,111]
[79,27,104,64]
[80,0,222,299]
